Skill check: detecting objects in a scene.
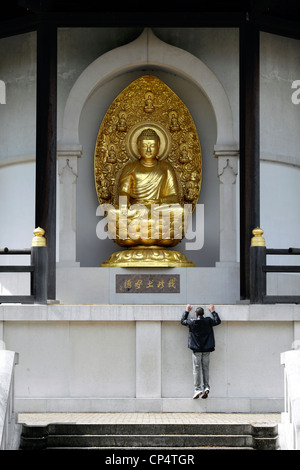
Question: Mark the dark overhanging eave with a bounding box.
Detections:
[0,9,300,40]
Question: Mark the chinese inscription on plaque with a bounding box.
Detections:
[116,274,180,294]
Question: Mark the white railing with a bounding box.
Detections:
[280,346,300,450]
[0,348,20,450]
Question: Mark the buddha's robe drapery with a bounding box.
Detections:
[118,160,179,206]
[105,158,186,246]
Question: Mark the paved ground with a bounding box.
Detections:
[17,412,281,426]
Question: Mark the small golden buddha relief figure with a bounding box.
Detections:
[144,91,155,113]
[179,143,192,164]
[94,75,202,267]
[169,110,181,132]
[185,180,198,201]
[99,178,110,200]
[117,111,127,132]
[107,144,117,163]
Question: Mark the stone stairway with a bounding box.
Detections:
[19,422,279,450]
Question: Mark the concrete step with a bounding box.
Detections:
[20,422,278,436]
[47,446,255,451]
[19,422,279,451]
[46,433,254,448]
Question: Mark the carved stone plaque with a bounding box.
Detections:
[116,274,180,293]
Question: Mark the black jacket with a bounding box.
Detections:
[181,310,221,352]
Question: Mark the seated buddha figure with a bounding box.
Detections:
[107,128,186,247]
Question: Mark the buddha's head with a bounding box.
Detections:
[137,128,160,161]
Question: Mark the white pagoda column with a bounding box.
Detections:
[214,146,239,265]
[57,144,82,266]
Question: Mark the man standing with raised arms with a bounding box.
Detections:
[181,304,221,399]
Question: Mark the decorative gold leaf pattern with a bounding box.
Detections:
[94,75,202,211]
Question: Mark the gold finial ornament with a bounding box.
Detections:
[251,227,266,247]
[94,75,202,267]
[32,227,47,247]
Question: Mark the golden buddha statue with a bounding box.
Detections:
[106,127,186,251]
[94,75,202,267]
[119,128,178,207]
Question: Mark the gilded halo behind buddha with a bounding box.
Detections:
[94,75,202,267]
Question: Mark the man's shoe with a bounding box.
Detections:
[202,389,210,399]
[193,390,202,399]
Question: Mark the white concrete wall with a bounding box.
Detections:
[0,350,20,450]
[0,162,35,253]
[55,266,240,305]
[260,32,300,161]
[261,161,300,254]
[0,304,298,413]
[259,31,300,282]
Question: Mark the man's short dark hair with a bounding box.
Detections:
[195,307,204,316]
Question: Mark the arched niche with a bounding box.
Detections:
[59,28,236,148]
[58,28,238,267]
